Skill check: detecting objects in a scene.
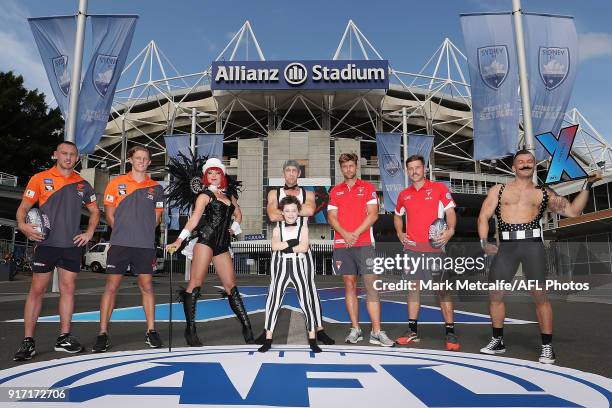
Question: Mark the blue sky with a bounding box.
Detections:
[2,0,611,141]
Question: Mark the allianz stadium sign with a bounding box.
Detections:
[0,345,610,407]
[211,60,389,90]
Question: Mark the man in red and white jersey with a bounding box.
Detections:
[328,153,394,347]
[393,154,459,351]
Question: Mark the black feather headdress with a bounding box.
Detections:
[165,151,241,212]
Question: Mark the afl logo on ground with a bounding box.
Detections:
[0,346,609,407]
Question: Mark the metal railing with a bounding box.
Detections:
[232,241,336,275]
[0,172,17,187]
[163,241,337,276]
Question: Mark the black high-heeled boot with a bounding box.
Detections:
[178,287,202,347]
[227,286,254,344]
[254,330,267,345]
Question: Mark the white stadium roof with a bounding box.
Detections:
[89,20,612,184]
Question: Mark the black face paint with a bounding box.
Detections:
[519,166,533,171]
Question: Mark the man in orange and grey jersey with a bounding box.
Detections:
[92,146,164,352]
[14,141,100,361]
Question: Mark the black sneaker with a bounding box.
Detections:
[480,336,506,355]
[92,333,110,353]
[145,330,163,348]
[13,337,36,361]
[539,344,556,364]
[54,333,83,353]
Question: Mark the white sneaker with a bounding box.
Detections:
[370,331,395,347]
[344,327,363,344]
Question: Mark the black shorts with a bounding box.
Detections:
[32,246,81,273]
[332,245,376,275]
[106,245,156,275]
[489,238,547,283]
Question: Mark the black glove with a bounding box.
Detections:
[286,239,299,248]
[281,246,294,254]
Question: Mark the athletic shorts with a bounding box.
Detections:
[32,246,81,273]
[106,245,156,275]
[403,249,449,283]
[489,238,547,283]
[332,245,376,275]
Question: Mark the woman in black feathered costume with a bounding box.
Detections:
[166,153,254,346]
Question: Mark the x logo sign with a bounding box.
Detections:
[536,125,587,184]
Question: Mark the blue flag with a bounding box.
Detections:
[523,13,578,161]
[28,16,77,120]
[376,133,403,212]
[164,134,224,160]
[408,134,435,167]
[461,13,520,161]
[29,15,138,154]
[196,134,223,159]
[77,16,138,154]
[164,135,191,159]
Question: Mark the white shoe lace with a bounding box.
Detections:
[486,337,501,349]
[541,344,553,358]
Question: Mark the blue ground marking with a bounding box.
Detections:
[31,286,531,324]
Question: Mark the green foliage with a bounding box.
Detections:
[0,71,64,186]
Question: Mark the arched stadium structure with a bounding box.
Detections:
[82,20,612,257]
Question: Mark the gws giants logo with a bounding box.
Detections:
[0,346,610,407]
[478,45,509,90]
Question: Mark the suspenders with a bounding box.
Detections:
[279,221,303,244]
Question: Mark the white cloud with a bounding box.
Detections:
[578,32,612,62]
[0,0,55,104]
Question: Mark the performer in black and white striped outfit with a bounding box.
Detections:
[259,195,322,353]
[260,159,335,346]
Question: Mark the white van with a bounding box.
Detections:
[85,242,110,272]
[85,243,164,273]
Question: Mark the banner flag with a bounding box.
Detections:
[524,13,578,160]
[28,16,77,120]
[407,134,435,168]
[77,15,138,153]
[29,15,138,154]
[461,13,520,160]
[196,133,223,159]
[376,133,403,212]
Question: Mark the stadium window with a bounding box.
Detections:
[593,184,610,212]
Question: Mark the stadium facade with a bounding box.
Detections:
[62,21,612,276]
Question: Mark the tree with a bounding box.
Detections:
[0,71,64,186]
